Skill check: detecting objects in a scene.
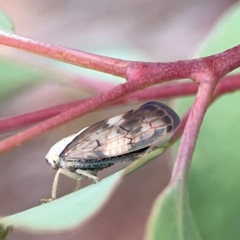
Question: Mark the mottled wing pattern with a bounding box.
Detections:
[61,102,180,160]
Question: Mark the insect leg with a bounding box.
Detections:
[74,179,82,191]
[75,169,99,183]
[40,168,82,204]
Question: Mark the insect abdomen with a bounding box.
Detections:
[62,146,149,170]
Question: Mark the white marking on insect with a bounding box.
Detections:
[106,115,125,126]
[40,102,180,203]
[45,127,88,169]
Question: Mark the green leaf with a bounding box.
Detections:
[183,93,240,240]
[145,184,202,240]
[0,145,169,233]
[145,4,240,239]
[0,171,122,232]
[0,10,14,32]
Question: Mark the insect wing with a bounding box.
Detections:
[61,102,180,160]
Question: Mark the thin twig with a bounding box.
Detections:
[171,80,216,184]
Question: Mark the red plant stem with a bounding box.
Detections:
[0,31,240,155]
[169,73,240,145]
[170,110,190,146]
[0,31,128,77]
[0,78,196,153]
[170,80,216,183]
[0,101,85,133]
[0,82,197,133]
[1,74,239,134]
[0,32,240,83]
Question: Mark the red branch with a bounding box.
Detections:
[0,81,197,133]
[170,74,240,144]
[0,31,240,180]
[0,32,128,77]
[0,74,239,134]
[171,80,216,184]
[0,32,240,83]
[0,79,197,153]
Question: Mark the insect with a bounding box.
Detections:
[41,101,180,203]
